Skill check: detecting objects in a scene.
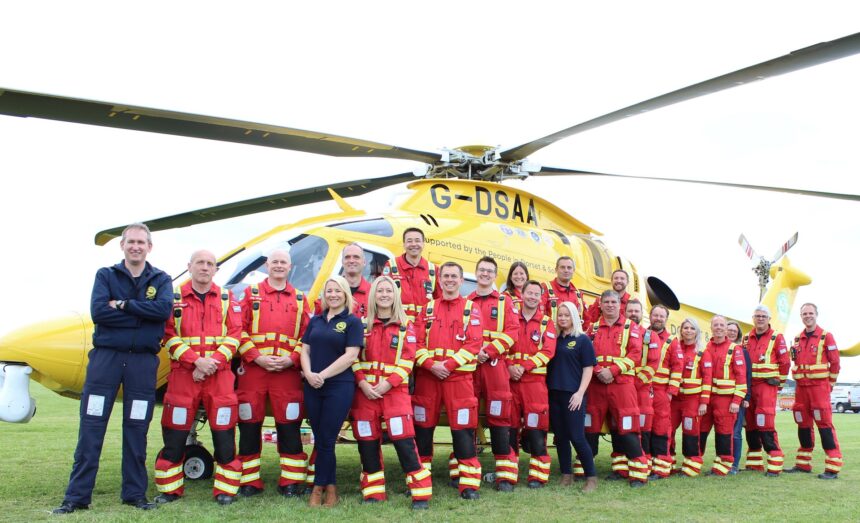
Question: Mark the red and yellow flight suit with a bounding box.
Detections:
[412,296,484,494]
[508,310,556,485]
[632,323,662,477]
[235,280,310,493]
[743,328,790,474]
[700,339,747,475]
[351,319,432,503]
[540,279,583,324]
[670,342,712,477]
[503,287,523,315]
[647,329,683,478]
[790,327,842,475]
[468,289,519,487]
[582,291,630,333]
[155,282,242,499]
[586,316,649,484]
[383,255,439,321]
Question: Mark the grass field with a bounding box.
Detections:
[1,384,857,522]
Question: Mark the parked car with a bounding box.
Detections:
[830,384,860,413]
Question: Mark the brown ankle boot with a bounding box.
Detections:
[323,484,339,507]
[582,476,597,493]
[560,474,573,486]
[308,485,324,507]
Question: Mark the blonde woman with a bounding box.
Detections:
[669,318,714,477]
[350,276,431,510]
[547,301,597,492]
[300,276,363,507]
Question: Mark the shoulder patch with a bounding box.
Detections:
[704,362,712,368]
[546,332,555,339]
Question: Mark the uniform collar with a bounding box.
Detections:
[260,278,296,295]
[182,280,220,297]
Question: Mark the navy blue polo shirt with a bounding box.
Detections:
[547,332,597,393]
[302,308,364,383]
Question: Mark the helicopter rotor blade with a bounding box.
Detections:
[772,231,799,263]
[738,234,760,262]
[501,32,860,162]
[532,166,860,202]
[94,171,417,245]
[0,88,442,164]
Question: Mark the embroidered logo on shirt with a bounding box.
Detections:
[146,286,157,300]
[334,321,347,333]
[567,340,576,349]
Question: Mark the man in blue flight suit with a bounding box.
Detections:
[53,223,173,514]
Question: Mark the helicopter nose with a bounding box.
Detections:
[0,312,91,396]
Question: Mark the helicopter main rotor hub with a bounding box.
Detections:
[417,145,540,182]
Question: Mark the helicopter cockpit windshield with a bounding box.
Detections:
[217,234,329,300]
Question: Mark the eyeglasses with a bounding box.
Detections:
[753,315,769,319]
[476,268,496,274]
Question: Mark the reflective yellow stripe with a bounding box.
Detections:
[365,470,386,482]
[410,468,431,481]
[242,458,261,469]
[250,284,261,333]
[213,480,239,494]
[157,478,184,493]
[155,465,183,478]
[280,471,306,481]
[216,466,242,480]
[279,456,307,467]
[363,485,387,496]
[241,472,261,482]
[410,487,433,497]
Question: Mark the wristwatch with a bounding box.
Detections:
[117,300,126,310]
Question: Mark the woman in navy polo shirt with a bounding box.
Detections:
[300,275,364,507]
[547,301,597,492]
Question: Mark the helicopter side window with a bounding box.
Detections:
[578,236,609,279]
[329,218,394,237]
[460,274,477,298]
[222,234,329,300]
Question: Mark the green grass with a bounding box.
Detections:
[1,384,857,522]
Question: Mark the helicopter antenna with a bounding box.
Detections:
[738,232,799,301]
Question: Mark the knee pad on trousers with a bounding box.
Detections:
[610,432,623,454]
[238,422,262,455]
[508,428,520,454]
[618,432,644,459]
[760,431,777,452]
[212,429,236,464]
[276,422,303,455]
[526,429,547,457]
[161,428,189,463]
[682,434,699,457]
[798,427,814,449]
[699,431,709,455]
[715,433,732,457]
[586,433,600,457]
[745,429,761,450]
[415,426,435,457]
[392,437,422,473]
[358,439,382,474]
[452,429,476,460]
[651,434,668,456]
[819,428,837,450]
[490,426,510,456]
[640,431,652,455]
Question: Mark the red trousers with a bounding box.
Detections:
[585,379,640,435]
[510,378,549,431]
[745,382,778,432]
[352,387,415,440]
[651,385,672,437]
[793,382,836,430]
[474,360,513,427]
[636,382,654,432]
[236,365,303,424]
[412,371,478,430]
[700,395,737,435]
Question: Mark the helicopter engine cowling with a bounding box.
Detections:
[0,364,36,423]
[646,276,681,311]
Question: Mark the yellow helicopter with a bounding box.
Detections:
[2,31,860,429]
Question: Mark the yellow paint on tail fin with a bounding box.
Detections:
[760,256,811,334]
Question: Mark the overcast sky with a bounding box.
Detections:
[1,1,858,379]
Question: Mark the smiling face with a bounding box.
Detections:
[625,302,642,324]
[439,264,463,298]
[612,271,628,293]
[476,260,496,289]
[403,231,425,260]
[510,266,528,290]
[711,316,727,341]
[556,303,573,331]
[522,282,542,312]
[374,278,396,312]
[555,258,574,285]
[800,304,818,330]
[726,323,740,342]
[266,249,291,283]
[342,244,365,278]
[121,227,151,267]
[680,321,698,344]
[649,306,668,332]
[753,309,770,332]
[324,280,346,311]
[600,294,620,322]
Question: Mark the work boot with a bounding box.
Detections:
[239,485,263,497]
[582,477,597,493]
[154,493,180,504]
[215,494,235,505]
[122,498,157,510]
[460,488,480,500]
[765,472,780,478]
[52,501,89,514]
[527,480,543,489]
[818,472,839,480]
[784,466,810,474]
[560,474,573,486]
[496,481,514,492]
[605,471,625,481]
[323,485,339,507]
[361,498,381,504]
[308,486,324,507]
[629,480,646,489]
[412,500,430,510]
[647,473,663,481]
[278,484,305,497]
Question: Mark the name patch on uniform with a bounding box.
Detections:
[828,345,837,351]
[735,359,744,365]
[471,319,480,325]
[704,362,712,368]
[546,332,555,339]
[630,331,639,338]
[233,305,242,312]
